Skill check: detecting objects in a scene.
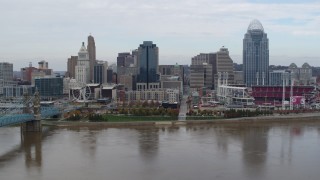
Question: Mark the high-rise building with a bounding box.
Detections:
[215,47,234,88]
[158,64,184,79]
[191,47,234,89]
[94,61,108,84]
[0,62,14,94]
[37,60,52,76]
[38,60,48,69]
[106,68,113,83]
[234,71,244,85]
[0,62,13,82]
[288,63,314,85]
[158,64,185,89]
[21,63,37,83]
[191,53,215,89]
[269,70,291,86]
[243,19,269,87]
[75,42,90,83]
[67,56,78,78]
[119,75,133,91]
[190,64,213,90]
[87,35,96,82]
[117,52,131,67]
[35,77,63,98]
[137,41,159,89]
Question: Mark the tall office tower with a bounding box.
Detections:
[190,64,213,89]
[87,35,96,82]
[137,41,159,89]
[94,61,108,84]
[243,19,269,87]
[20,63,37,83]
[191,47,234,89]
[117,52,131,67]
[132,49,138,66]
[0,62,14,95]
[191,53,216,89]
[38,60,48,69]
[117,52,138,90]
[67,56,78,78]
[107,68,113,83]
[215,47,234,88]
[0,62,13,81]
[75,42,90,83]
[288,63,313,85]
[37,60,52,76]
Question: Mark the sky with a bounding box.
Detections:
[0,0,320,70]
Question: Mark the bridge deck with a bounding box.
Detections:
[0,107,60,127]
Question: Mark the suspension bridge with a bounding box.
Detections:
[0,92,62,131]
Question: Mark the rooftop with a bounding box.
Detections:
[248,19,264,32]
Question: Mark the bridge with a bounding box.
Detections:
[0,91,62,131]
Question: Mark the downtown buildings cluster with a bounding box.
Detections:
[0,19,318,108]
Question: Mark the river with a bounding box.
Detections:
[1,122,320,180]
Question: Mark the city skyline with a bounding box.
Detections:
[1,0,320,70]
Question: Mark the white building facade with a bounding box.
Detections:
[75,42,90,84]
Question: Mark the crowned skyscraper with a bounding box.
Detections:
[75,42,90,83]
[243,19,269,87]
[87,35,96,82]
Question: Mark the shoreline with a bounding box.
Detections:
[43,112,320,128]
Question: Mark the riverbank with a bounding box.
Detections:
[43,112,320,128]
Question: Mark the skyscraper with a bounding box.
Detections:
[137,41,159,89]
[94,61,108,84]
[0,62,13,82]
[75,42,90,83]
[215,47,234,88]
[117,52,131,67]
[87,35,96,82]
[67,56,78,78]
[243,19,269,87]
[190,47,234,89]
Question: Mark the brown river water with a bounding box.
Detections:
[1,122,320,180]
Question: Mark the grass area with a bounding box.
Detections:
[186,116,222,120]
[98,115,178,122]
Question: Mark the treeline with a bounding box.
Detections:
[187,109,223,116]
[122,100,161,108]
[224,109,273,118]
[118,107,179,117]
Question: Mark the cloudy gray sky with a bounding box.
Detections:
[1,0,320,70]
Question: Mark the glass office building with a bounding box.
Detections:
[94,61,108,84]
[137,41,159,87]
[243,19,269,87]
[35,77,63,98]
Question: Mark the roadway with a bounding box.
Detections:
[178,95,188,121]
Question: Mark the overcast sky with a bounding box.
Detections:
[1,0,320,70]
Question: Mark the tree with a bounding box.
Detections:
[129,101,135,107]
[137,108,143,116]
[153,108,160,115]
[142,100,148,107]
[150,100,155,107]
[154,101,160,107]
[136,101,142,107]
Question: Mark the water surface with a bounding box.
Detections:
[1,122,320,180]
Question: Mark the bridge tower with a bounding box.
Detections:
[21,91,42,132]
